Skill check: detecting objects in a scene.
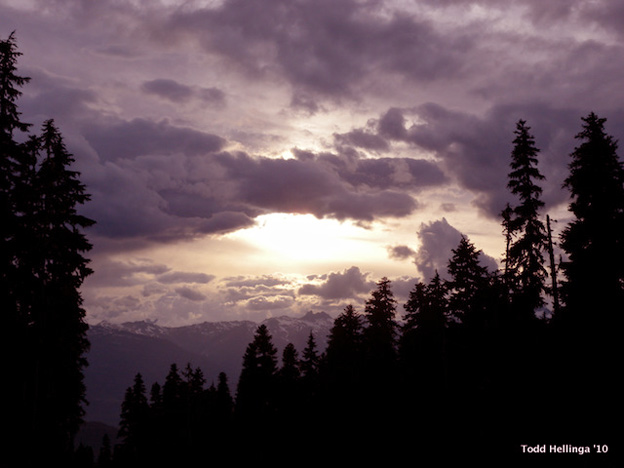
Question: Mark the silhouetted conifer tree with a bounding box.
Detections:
[504,119,547,319]
[97,434,112,468]
[300,332,320,382]
[279,342,301,382]
[321,304,365,429]
[117,374,149,462]
[235,324,278,419]
[446,235,490,327]
[2,34,94,465]
[24,120,94,463]
[363,277,398,370]
[215,371,233,421]
[559,112,624,329]
[1,32,33,464]
[163,363,183,409]
[399,273,449,401]
[276,343,301,421]
[324,304,364,383]
[555,113,624,434]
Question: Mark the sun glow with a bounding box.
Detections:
[226,213,379,267]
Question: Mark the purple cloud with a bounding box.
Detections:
[175,286,207,302]
[298,266,375,300]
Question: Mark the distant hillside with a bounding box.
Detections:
[83,312,333,426]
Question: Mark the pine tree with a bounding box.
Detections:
[446,235,490,326]
[300,332,320,381]
[1,60,94,462]
[163,363,183,409]
[235,324,278,419]
[25,120,94,458]
[118,373,150,460]
[325,304,363,370]
[279,342,301,382]
[97,434,113,468]
[363,277,398,367]
[323,304,364,396]
[1,33,32,464]
[398,274,450,428]
[505,119,548,319]
[216,371,233,415]
[559,112,624,330]
[276,343,301,420]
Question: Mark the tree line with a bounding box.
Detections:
[104,115,623,466]
[2,32,622,466]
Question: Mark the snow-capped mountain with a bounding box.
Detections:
[84,312,334,426]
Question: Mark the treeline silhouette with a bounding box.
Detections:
[2,33,622,466]
[102,115,623,467]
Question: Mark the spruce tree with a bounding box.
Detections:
[26,120,94,458]
[559,112,624,330]
[276,343,301,420]
[1,34,94,464]
[300,332,320,381]
[323,304,364,407]
[235,324,278,419]
[118,373,150,461]
[1,33,32,463]
[214,371,234,426]
[363,277,398,367]
[279,342,301,382]
[505,119,547,319]
[446,235,490,327]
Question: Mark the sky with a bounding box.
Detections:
[2,0,624,326]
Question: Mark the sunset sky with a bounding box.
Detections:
[3,0,624,326]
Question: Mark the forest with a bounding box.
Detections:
[2,33,622,467]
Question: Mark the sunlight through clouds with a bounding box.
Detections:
[225,213,380,266]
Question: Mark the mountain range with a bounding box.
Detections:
[83,311,334,427]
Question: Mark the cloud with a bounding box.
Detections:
[223,275,292,288]
[157,271,215,284]
[175,286,207,302]
[85,258,170,288]
[84,117,227,161]
[166,0,472,100]
[413,218,464,281]
[298,266,375,300]
[246,295,294,311]
[141,78,226,107]
[414,218,499,281]
[387,245,417,261]
[215,150,426,222]
[343,102,596,218]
